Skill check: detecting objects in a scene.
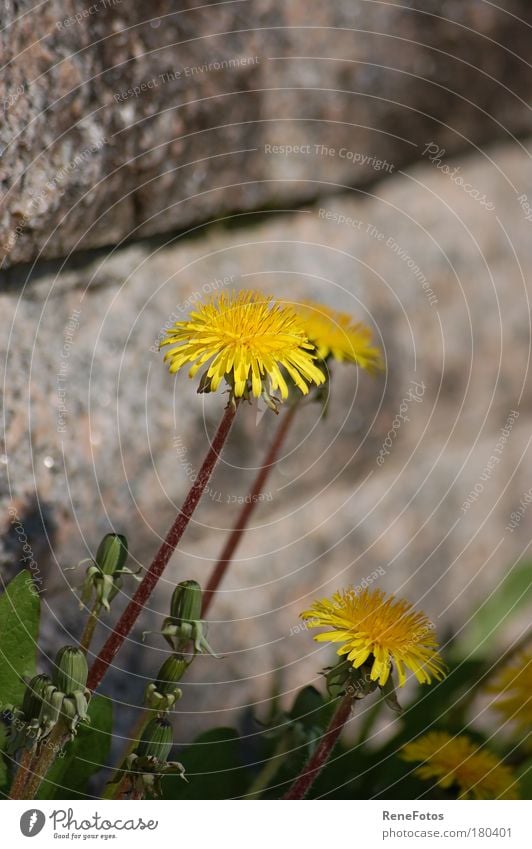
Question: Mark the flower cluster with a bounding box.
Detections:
[301,587,446,689]
[296,300,383,373]
[114,718,186,798]
[161,289,382,409]
[401,731,519,799]
[112,580,217,797]
[161,290,326,406]
[7,647,90,755]
[486,650,532,750]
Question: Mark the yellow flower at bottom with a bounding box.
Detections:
[295,301,383,373]
[301,587,445,687]
[486,650,532,750]
[161,290,325,400]
[401,731,519,799]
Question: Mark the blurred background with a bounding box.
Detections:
[1,1,531,751]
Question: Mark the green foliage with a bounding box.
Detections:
[0,529,528,801]
[0,725,8,793]
[0,571,40,708]
[162,728,250,799]
[460,560,532,658]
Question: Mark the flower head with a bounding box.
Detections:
[295,301,383,373]
[486,650,532,749]
[161,290,325,402]
[301,587,445,687]
[401,731,519,799]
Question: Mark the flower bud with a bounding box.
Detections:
[54,646,89,695]
[95,533,128,575]
[22,674,53,720]
[144,655,187,711]
[155,654,188,692]
[170,580,202,624]
[136,718,173,762]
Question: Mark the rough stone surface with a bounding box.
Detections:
[2,0,532,265]
[2,139,531,743]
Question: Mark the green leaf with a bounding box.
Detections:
[0,571,40,707]
[0,725,8,793]
[461,561,532,658]
[163,727,250,799]
[37,696,113,799]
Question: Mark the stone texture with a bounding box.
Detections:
[2,139,532,742]
[2,0,532,266]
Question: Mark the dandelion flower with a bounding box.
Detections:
[401,731,519,799]
[301,587,445,687]
[486,650,532,749]
[161,290,325,401]
[296,301,383,373]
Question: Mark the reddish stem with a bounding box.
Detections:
[283,692,354,799]
[87,403,237,691]
[201,403,298,616]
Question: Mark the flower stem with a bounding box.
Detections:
[9,749,34,799]
[283,693,354,800]
[201,403,298,616]
[104,708,152,799]
[16,724,66,800]
[87,402,237,692]
[79,602,101,654]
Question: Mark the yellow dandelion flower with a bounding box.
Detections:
[295,301,383,373]
[161,290,326,401]
[301,587,445,687]
[401,731,519,799]
[486,650,532,749]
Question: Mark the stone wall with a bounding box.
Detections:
[2,0,532,265]
[2,136,531,735]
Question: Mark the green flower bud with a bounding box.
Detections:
[22,674,53,721]
[54,646,89,695]
[95,533,128,575]
[144,654,187,711]
[170,580,202,624]
[154,654,188,691]
[136,718,173,762]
